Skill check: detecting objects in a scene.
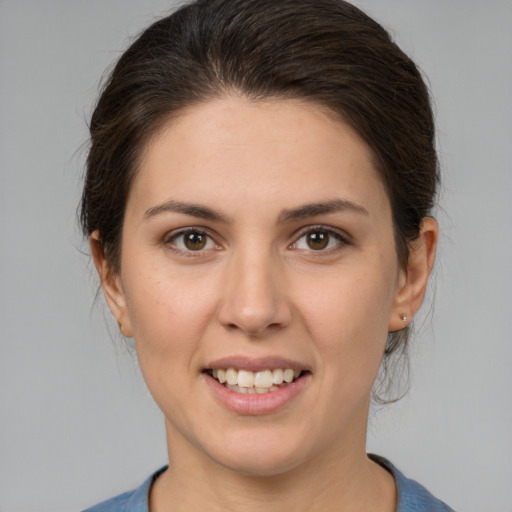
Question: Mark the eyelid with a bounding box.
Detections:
[163,227,222,255]
[161,224,351,256]
[289,225,352,251]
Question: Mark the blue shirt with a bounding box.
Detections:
[83,456,455,511]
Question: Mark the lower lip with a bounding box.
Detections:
[203,372,310,415]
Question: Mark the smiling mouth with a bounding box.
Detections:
[205,368,306,394]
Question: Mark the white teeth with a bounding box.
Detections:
[217,369,226,384]
[237,370,255,388]
[225,368,238,386]
[225,384,279,394]
[211,367,303,391]
[283,369,295,383]
[254,370,273,388]
[272,368,284,385]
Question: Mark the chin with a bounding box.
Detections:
[215,451,305,478]
[201,426,314,477]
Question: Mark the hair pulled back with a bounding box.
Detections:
[80,0,438,394]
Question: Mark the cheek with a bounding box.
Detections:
[121,263,219,360]
[295,260,398,372]
[301,271,395,337]
[120,268,220,418]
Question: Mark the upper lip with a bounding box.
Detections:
[205,356,311,373]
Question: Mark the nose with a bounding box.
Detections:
[216,247,293,337]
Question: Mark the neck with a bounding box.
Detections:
[149,422,396,512]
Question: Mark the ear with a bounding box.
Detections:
[388,217,438,332]
[89,230,134,337]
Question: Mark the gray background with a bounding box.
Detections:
[1,1,511,511]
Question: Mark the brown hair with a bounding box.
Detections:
[80,0,438,398]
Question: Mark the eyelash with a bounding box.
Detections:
[163,225,351,257]
[164,228,220,257]
[290,226,351,254]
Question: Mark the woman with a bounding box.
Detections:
[81,0,452,510]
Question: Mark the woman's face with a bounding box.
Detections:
[98,96,417,475]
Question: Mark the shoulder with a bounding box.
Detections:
[369,455,455,512]
[82,489,137,512]
[82,467,167,512]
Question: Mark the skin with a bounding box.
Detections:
[91,96,437,512]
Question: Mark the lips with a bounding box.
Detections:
[202,357,311,414]
[206,368,302,394]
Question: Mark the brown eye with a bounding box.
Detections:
[291,227,349,253]
[306,231,330,250]
[183,231,207,250]
[167,229,217,253]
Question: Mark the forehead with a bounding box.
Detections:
[127,96,389,220]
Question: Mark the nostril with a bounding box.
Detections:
[222,319,281,337]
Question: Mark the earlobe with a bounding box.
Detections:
[89,231,134,337]
[388,217,438,332]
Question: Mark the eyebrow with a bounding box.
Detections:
[143,200,230,223]
[143,198,368,224]
[277,199,368,223]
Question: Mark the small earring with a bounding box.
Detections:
[401,314,408,322]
